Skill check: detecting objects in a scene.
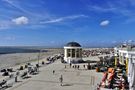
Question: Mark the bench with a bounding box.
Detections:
[21,72,28,79]
[0,80,7,87]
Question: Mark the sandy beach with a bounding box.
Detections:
[0,49,63,69]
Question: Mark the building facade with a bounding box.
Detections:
[114,45,135,90]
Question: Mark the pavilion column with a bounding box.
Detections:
[78,49,80,58]
[68,49,71,63]
[75,49,77,58]
[71,49,72,58]
[79,49,81,58]
[65,49,67,58]
[80,49,82,58]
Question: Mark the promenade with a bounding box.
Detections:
[6,60,103,90]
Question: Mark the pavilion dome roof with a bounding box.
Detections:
[65,42,81,47]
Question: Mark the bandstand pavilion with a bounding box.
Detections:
[64,42,82,63]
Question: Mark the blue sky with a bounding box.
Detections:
[0,0,135,47]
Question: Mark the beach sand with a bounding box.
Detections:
[0,49,63,69]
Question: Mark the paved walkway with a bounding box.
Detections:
[6,60,103,90]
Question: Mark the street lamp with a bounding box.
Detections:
[37,50,42,71]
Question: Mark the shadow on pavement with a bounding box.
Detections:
[62,83,73,86]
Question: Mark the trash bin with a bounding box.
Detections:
[96,67,99,72]
[87,65,91,70]
[36,64,39,68]
[42,61,44,65]
[20,66,23,70]
[25,65,28,68]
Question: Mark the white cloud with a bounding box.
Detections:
[128,40,134,43]
[0,23,9,29]
[4,36,15,40]
[100,20,110,26]
[87,1,135,23]
[112,41,117,44]
[12,16,29,25]
[88,5,116,12]
[2,0,31,14]
[43,18,63,24]
[0,21,12,30]
[50,41,55,44]
[40,15,88,24]
[0,35,16,40]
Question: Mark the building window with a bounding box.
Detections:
[72,49,75,58]
[80,49,82,57]
[76,49,80,58]
[67,49,71,57]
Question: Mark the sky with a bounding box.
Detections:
[0,0,135,47]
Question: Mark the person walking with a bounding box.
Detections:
[75,65,77,69]
[70,63,72,68]
[78,65,80,70]
[53,70,55,75]
[59,75,63,86]
[73,65,74,68]
[15,76,18,82]
[83,65,85,69]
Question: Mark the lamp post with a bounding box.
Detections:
[28,57,30,65]
[37,53,40,71]
[38,54,40,66]
[37,50,42,71]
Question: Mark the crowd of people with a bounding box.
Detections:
[47,54,63,63]
[82,48,114,57]
[97,57,129,90]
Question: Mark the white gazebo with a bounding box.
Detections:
[64,42,82,63]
